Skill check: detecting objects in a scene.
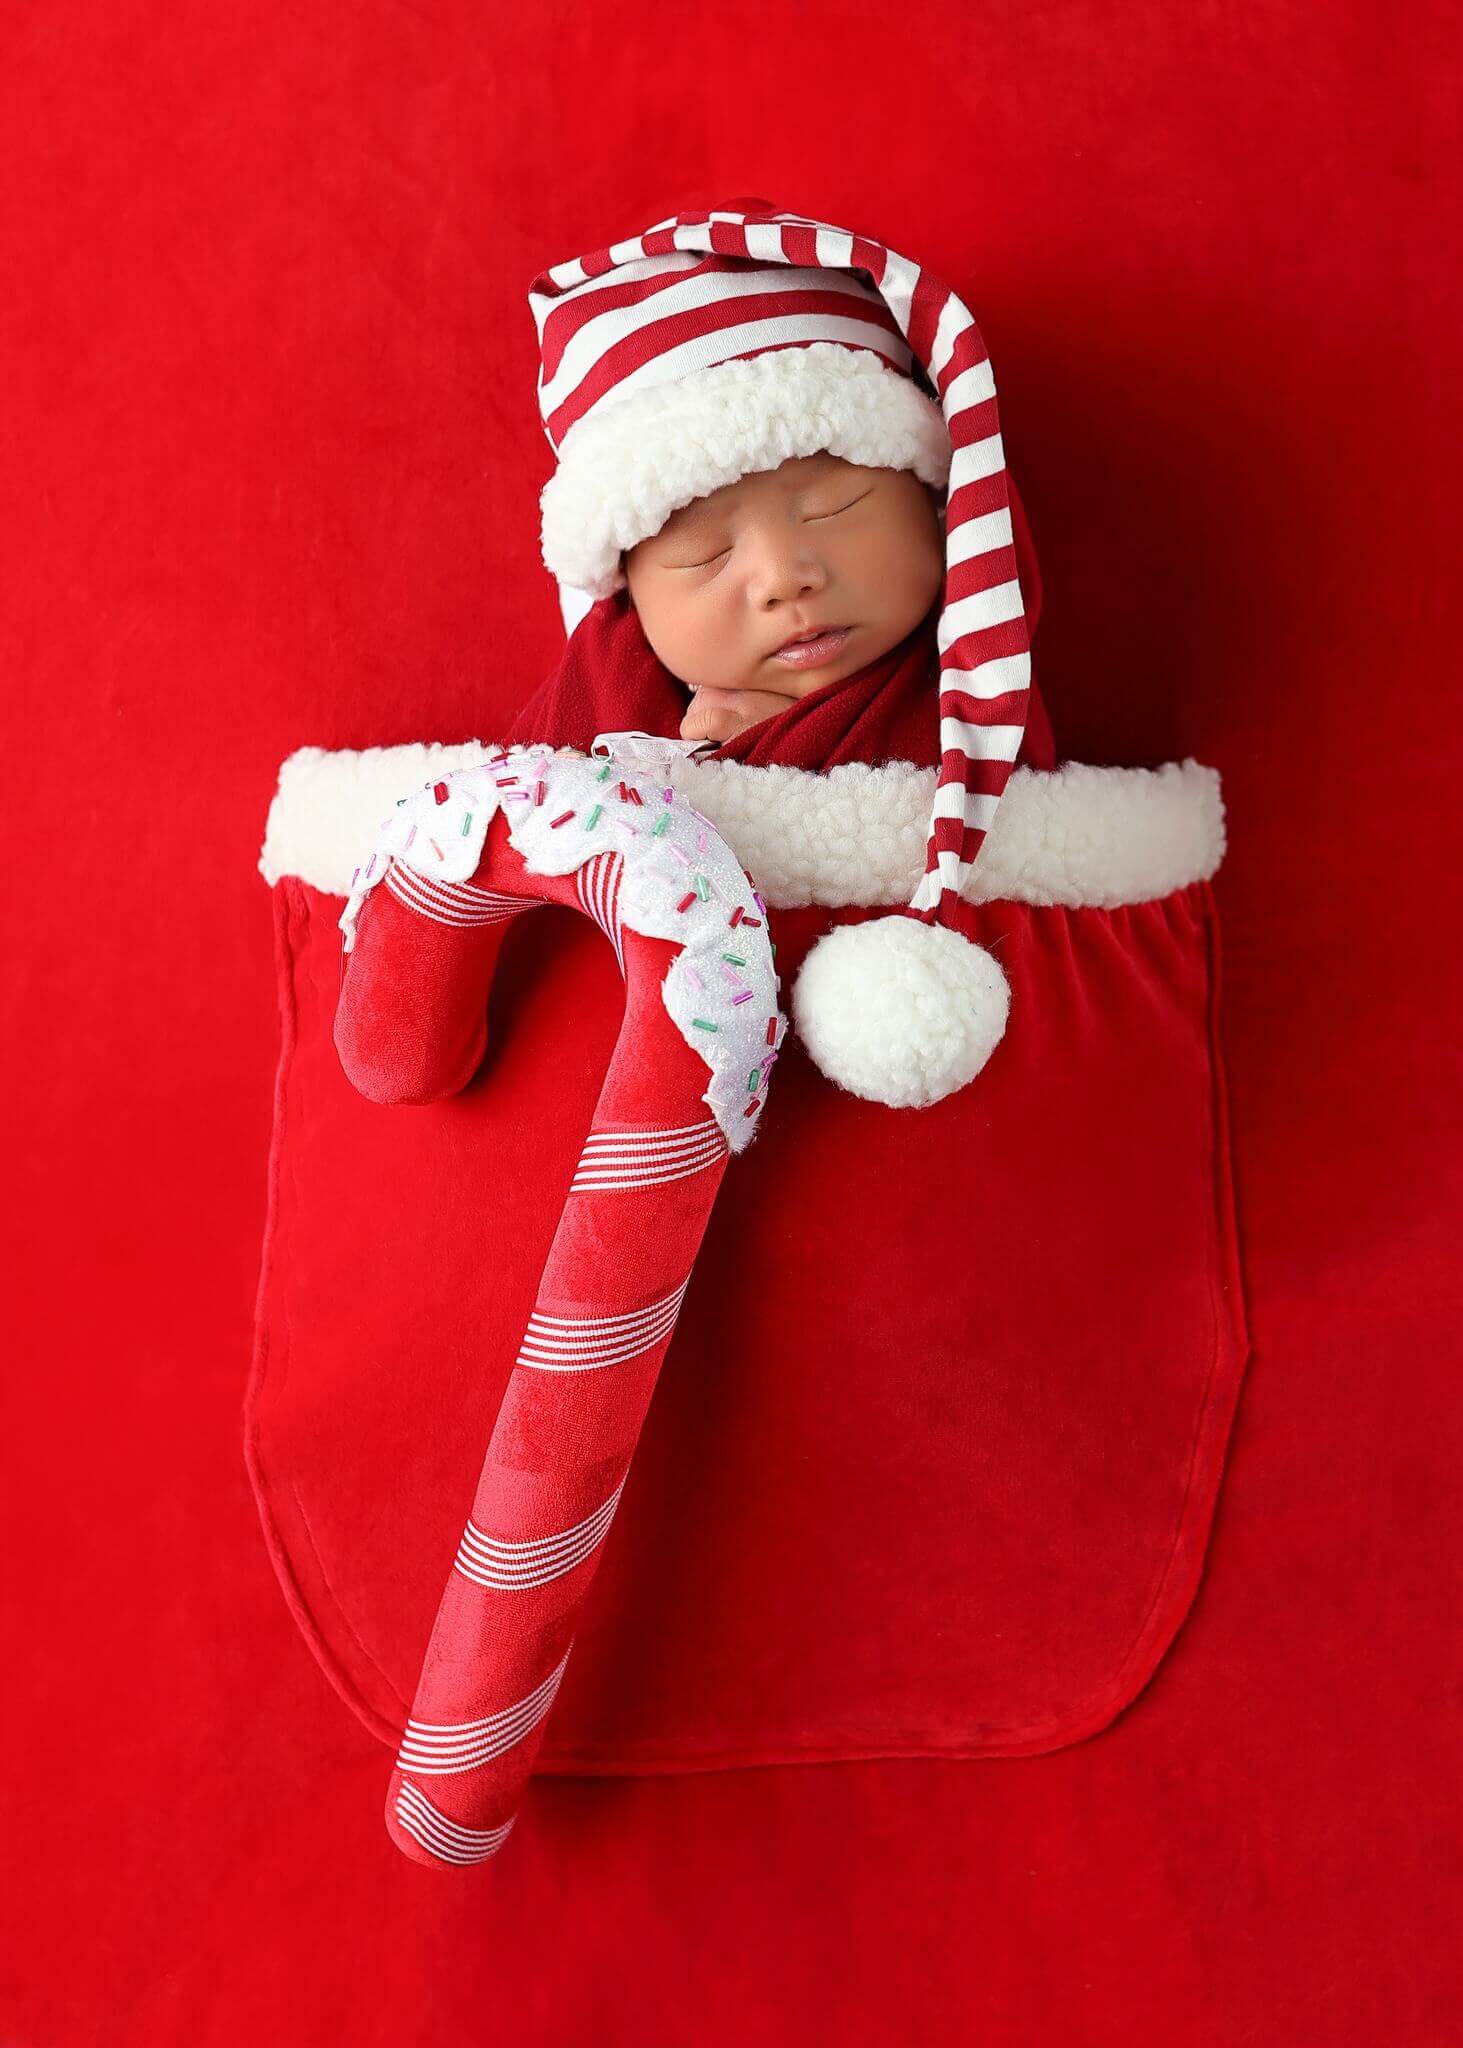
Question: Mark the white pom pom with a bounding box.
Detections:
[790,913,1010,1109]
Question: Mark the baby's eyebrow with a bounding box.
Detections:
[664,496,727,534]
[659,463,854,547]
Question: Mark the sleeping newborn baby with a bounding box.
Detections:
[622,450,947,748]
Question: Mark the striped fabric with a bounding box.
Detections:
[397,1649,575,1775]
[384,1053,729,1866]
[569,1118,728,1194]
[392,1783,517,1866]
[514,1276,693,1372]
[453,1478,628,1591]
[384,1070,726,1867]
[370,800,771,1869]
[385,863,531,929]
[528,201,1034,922]
[574,849,625,975]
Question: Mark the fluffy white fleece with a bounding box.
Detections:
[539,343,953,599]
[260,749,1225,911]
[792,915,1013,1109]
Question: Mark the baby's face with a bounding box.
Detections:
[623,452,944,746]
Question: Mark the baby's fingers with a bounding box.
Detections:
[679,687,789,744]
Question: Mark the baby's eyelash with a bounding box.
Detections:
[674,489,872,566]
[807,489,874,521]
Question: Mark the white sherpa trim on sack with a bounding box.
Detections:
[260,750,1225,911]
[539,343,953,600]
[669,755,1226,910]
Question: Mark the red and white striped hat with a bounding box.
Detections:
[527,200,1035,1108]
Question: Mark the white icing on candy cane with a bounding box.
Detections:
[338,743,788,1154]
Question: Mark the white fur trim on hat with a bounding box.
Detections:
[539,342,953,600]
[790,913,1010,1109]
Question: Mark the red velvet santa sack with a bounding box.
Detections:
[251,735,1248,1772]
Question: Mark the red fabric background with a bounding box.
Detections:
[3,5,1458,2043]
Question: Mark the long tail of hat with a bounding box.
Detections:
[529,201,1034,927]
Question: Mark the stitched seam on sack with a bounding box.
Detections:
[241,883,304,1592]
[243,884,392,1727]
[1202,876,1254,1358]
[1083,881,1233,1709]
[270,881,411,1723]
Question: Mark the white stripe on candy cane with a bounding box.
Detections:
[385,862,528,927]
[393,1783,517,1864]
[454,1478,628,1590]
[396,1648,573,1774]
[574,850,625,977]
[516,1277,692,1371]
[569,1119,727,1192]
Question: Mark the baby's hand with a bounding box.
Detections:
[679,685,792,746]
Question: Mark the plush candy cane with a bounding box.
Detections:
[334,744,785,1867]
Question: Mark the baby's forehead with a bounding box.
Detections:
[659,451,861,531]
